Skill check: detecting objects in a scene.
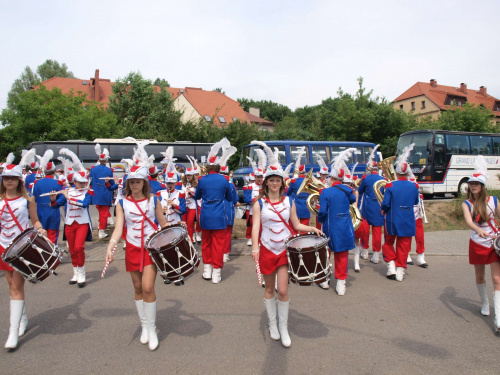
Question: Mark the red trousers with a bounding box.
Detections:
[47,229,59,245]
[413,218,425,254]
[246,214,253,239]
[333,251,348,280]
[201,228,226,269]
[185,208,201,241]
[361,225,382,252]
[382,230,412,268]
[224,225,233,254]
[65,221,89,267]
[96,205,110,230]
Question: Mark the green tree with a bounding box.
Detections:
[7,67,40,109]
[36,59,74,81]
[153,78,170,87]
[237,98,292,123]
[108,72,183,140]
[434,103,496,133]
[0,86,116,158]
[212,87,225,95]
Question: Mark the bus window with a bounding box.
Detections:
[331,146,354,164]
[434,145,445,166]
[109,144,134,161]
[446,134,470,155]
[312,146,330,163]
[29,143,46,156]
[410,132,433,164]
[493,137,500,155]
[470,135,492,155]
[195,145,212,161]
[290,146,309,164]
[171,145,195,163]
[79,144,100,162]
[435,134,445,145]
[49,143,78,157]
[357,146,373,163]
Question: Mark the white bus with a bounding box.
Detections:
[397,130,500,198]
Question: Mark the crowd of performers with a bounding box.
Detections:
[0,137,499,352]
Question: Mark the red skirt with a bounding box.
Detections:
[0,245,14,271]
[469,239,500,265]
[259,243,288,275]
[125,242,154,272]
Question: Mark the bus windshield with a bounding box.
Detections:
[239,145,286,167]
[397,132,433,165]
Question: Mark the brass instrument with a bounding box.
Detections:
[373,156,397,204]
[297,170,362,230]
[353,178,362,188]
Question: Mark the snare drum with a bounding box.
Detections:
[145,224,200,282]
[286,233,331,286]
[2,228,64,283]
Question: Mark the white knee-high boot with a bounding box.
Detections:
[354,246,360,272]
[277,300,291,348]
[18,305,28,337]
[476,283,490,316]
[494,290,500,332]
[77,266,86,288]
[144,301,158,351]
[69,267,78,285]
[5,300,24,349]
[264,298,280,340]
[134,300,149,344]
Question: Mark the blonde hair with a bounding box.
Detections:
[0,177,32,202]
[466,183,488,224]
[254,176,285,203]
[124,178,151,200]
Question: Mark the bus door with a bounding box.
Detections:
[432,133,447,193]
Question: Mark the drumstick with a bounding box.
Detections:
[255,260,263,286]
[101,245,117,279]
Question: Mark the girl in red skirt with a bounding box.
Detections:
[105,165,169,351]
[250,141,321,348]
[462,155,500,332]
[0,150,47,350]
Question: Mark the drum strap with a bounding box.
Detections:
[129,196,158,271]
[263,197,297,236]
[4,200,24,232]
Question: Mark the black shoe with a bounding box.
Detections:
[164,279,172,284]
[174,280,184,286]
[386,274,396,280]
[69,280,77,285]
[418,263,429,268]
[78,282,86,288]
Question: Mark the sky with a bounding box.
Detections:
[1,0,500,111]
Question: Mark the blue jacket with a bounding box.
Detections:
[51,191,93,242]
[381,179,419,237]
[285,176,310,219]
[194,172,233,230]
[148,179,166,194]
[32,176,63,230]
[226,182,239,226]
[25,173,36,193]
[358,173,385,227]
[89,165,117,206]
[317,182,356,252]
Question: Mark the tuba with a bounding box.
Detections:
[373,156,397,204]
[297,170,362,230]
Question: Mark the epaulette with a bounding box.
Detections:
[179,193,186,199]
[88,189,94,196]
[361,175,367,180]
[386,182,393,188]
[291,179,296,184]
[176,182,182,186]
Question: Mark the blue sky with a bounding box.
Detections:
[1,0,499,110]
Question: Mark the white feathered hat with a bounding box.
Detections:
[60,148,88,183]
[207,137,230,165]
[315,152,329,175]
[344,162,358,184]
[330,148,356,180]
[468,155,488,185]
[294,146,307,175]
[251,141,285,179]
[160,146,176,165]
[395,143,415,175]
[185,156,196,176]
[367,144,380,170]
[1,150,36,178]
[164,161,178,183]
[127,140,149,180]
[41,150,56,173]
[219,145,238,175]
[95,143,110,161]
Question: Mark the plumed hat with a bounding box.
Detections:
[468,155,488,185]
[330,148,356,180]
[395,143,415,175]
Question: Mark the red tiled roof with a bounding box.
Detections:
[36,71,273,128]
[394,81,500,116]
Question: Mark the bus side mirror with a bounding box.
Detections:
[427,140,432,153]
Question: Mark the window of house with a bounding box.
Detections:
[411,102,415,110]
[204,115,211,121]
[218,116,226,123]
[445,95,467,106]
[458,100,462,107]
[232,117,239,122]
[400,104,404,110]
[422,101,426,109]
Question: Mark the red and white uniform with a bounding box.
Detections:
[258,197,292,275]
[245,182,261,239]
[159,189,185,224]
[184,183,201,242]
[412,194,425,255]
[0,196,30,271]
[120,196,158,272]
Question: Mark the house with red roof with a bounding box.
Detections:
[393,79,500,126]
[35,69,274,131]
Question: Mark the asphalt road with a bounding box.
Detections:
[1,254,499,375]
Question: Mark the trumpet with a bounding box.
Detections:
[373,156,397,204]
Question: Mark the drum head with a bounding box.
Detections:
[148,226,185,250]
[287,235,327,250]
[494,236,500,255]
[3,229,37,260]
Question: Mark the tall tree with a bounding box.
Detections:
[36,59,74,81]
[7,66,40,109]
[213,87,225,95]
[237,98,292,123]
[153,78,170,87]
[108,72,183,140]
[0,86,116,158]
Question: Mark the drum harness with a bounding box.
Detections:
[129,196,158,272]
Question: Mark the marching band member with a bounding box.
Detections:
[32,150,63,244]
[159,161,186,225]
[50,149,93,287]
[148,165,166,194]
[244,154,265,246]
[286,147,311,226]
[24,154,39,192]
[194,138,234,284]
[219,146,239,263]
[251,141,320,348]
[159,146,176,183]
[105,158,169,351]
[462,155,500,332]
[314,153,330,231]
[381,144,419,282]
[317,148,357,295]
[407,170,428,268]
[183,156,202,243]
[358,145,385,264]
[1,150,47,350]
[89,145,118,239]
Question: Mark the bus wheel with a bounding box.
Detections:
[458,179,468,196]
[423,194,434,200]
